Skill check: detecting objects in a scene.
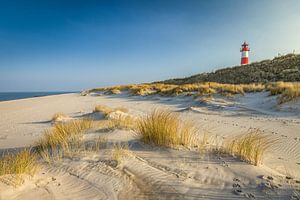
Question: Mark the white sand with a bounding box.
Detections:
[0,93,299,199]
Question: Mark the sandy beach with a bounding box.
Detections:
[0,92,299,199]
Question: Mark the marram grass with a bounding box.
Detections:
[0,149,39,186]
[111,142,130,165]
[35,119,93,163]
[0,149,38,176]
[51,112,68,122]
[88,82,299,104]
[93,104,128,116]
[136,109,197,148]
[224,129,277,166]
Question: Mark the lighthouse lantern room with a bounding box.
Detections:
[240,41,250,65]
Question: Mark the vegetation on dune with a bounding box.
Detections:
[87,81,299,104]
[111,142,130,165]
[94,104,128,116]
[107,88,121,94]
[52,112,68,122]
[161,54,300,84]
[267,82,300,104]
[108,114,136,130]
[136,109,198,148]
[223,129,277,166]
[0,149,38,176]
[35,119,94,163]
[0,149,38,186]
[84,54,300,103]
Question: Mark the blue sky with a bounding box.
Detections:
[0,0,300,91]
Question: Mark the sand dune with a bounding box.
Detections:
[0,93,300,199]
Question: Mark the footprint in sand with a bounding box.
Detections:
[232,178,255,199]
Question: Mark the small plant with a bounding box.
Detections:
[93,105,128,116]
[278,83,300,104]
[0,149,38,176]
[94,105,114,115]
[52,112,68,122]
[224,129,277,166]
[35,119,93,163]
[94,136,107,151]
[266,82,300,104]
[111,143,129,165]
[108,114,136,130]
[110,89,121,94]
[136,109,197,147]
[0,149,38,185]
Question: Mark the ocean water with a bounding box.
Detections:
[0,92,76,101]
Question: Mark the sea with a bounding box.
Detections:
[0,92,77,102]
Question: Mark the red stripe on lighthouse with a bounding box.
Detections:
[241,57,248,65]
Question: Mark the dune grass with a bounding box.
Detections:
[136,109,197,148]
[110,89,121,94]
[278,83,300,104]
[87,82,267,98]
[93,105,128,116]
[267,82,300,104]
[108,114,136,130]
[88,82,300,105]
[0,149,39,186]
[35,119,93,163]
[111,142,130,165]
[224,129,277,166]
[83,136,108,152]
[0,149,38,176]
[52,112,68,122]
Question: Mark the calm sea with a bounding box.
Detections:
[0,92,77,102]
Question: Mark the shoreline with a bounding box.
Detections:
[0,92,78,103]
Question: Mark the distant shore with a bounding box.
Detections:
[0,91,77,102]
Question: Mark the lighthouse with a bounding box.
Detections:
[240,41,250,65]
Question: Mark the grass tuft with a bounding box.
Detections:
[93,105,128,116]
[224,129,276,166]
[136,109,197,148]
[0,149,38,186]
[278,83,300,104]
[111,143,129,165]
[108,114,136,130]
[0,149,38,176]
[52,112,68,122]
[35,119,93,163]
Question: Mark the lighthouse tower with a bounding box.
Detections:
[240,41,250,65]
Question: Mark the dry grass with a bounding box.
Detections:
[224,129,277,166]
[278,83,300,104]
[110,89,121,94]
[88,82,300,105]
[93,105,128,116]
[94,105,114,115]
[83,136,108,152]
[0,149,38,176]
[267,82,300,103]
[108,114,136,130]
[52,112,68,122]
[136,109,197,148]
[0,149,38,185]
[35,119,93,163]
[88,82,268,97]
[111,142,130,165]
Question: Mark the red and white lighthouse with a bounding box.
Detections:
[240,41,250,65]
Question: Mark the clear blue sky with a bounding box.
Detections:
[1,0,300,92]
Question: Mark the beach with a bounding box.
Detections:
[0,92,299,199]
